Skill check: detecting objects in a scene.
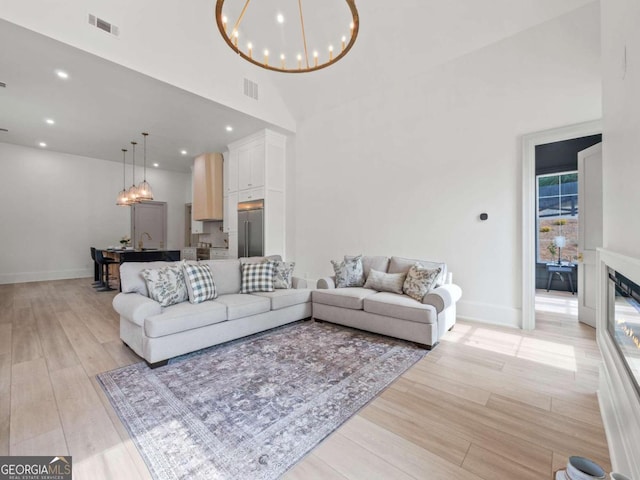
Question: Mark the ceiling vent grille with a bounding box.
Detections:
[88,14,119,37]
[243,78,259,101]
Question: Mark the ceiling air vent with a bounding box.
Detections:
[243,78,259,101]
[88,14,119,37]
[0,82,6,88]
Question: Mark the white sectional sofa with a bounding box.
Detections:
[113,256,312,367]
[313,256,462,348]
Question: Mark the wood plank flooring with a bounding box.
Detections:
[0,281,610,479]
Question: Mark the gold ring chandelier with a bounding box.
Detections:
[215,0,359,73]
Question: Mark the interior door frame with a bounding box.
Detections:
[521,119,602,330]
[130,200,168,249]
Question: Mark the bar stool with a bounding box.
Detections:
[89,247,102,287]
[94,249,118,292]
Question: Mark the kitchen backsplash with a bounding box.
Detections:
[197,221,228,248]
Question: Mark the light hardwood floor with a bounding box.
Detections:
[0,281,610,479]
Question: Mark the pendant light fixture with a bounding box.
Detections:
[127,141,140,203]
[215,0,359,73]
[116,148,130,206]
[137,132,154,201]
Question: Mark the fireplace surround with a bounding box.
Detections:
[597,249,640,479]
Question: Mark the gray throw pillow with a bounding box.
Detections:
[241,262,275,293]
[269,260,295,289]
[403,263,441,302]
[183,263,218,304]
[364,269,406,294]
[141,264,189,307]
[331,255,365,288]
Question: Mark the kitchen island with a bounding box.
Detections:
[101,249,180,289]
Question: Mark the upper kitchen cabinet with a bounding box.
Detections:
[238,142,265,190]
[193,153,224,221]
[226,150,239,193]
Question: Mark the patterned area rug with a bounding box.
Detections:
[98,320,427,480]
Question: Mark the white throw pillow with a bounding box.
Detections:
[268,260,295,289]
[403,263,441,302]
[331,255,364,288]
[364,269,406,294]
[141,264,189,307]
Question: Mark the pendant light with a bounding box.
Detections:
[127,141,140,203]
[116,148,130,206]
[136,132,154,201]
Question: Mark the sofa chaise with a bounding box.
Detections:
[313,256,462,348]
[113,256,312,367]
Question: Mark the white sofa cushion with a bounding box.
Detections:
[312,288,377,310]
[214,294,271,320]
[199,259,241,295]
[252,289,312,310]
[363,292,437,324]
[144,301,227,338]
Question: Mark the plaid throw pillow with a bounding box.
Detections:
[183,264,218,304]
[241,262,275,293]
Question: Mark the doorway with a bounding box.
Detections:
[521,120,602,330]
[131,201,167,250]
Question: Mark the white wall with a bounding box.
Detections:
[602,0,640,258]
[293,4,601,326]
[0,142,191,284]
[598,0,640,477]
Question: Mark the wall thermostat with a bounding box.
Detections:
[480,213,488,221]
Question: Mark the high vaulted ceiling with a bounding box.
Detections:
[0,0,597,169]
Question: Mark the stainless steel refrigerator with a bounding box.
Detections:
[238,200,264,257]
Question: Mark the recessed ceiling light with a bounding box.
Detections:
[45,119,55,125]
[180,150,188,155]
[226,125,233,132]
[55,70,69,79]
[276,13,284,24]
[153,163,159,167]
[38,142,47,147]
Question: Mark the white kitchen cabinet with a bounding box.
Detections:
[238,187,265,203]
[225,191,238,233]
[227,129,286,257]
[192,219,204,234]
[226,150,239,193]
[227,231,238,258]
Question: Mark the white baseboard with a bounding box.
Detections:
[456,300,521,328]
[0,268,93,285]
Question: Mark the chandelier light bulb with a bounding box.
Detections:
[264,49,269,66]
[329,45,334,60]
[233,29,238,46]
[276,13,284,23]
[342,35,347,51]
[222,15,228,32]
[350,21,354,30]
[280,53,285,68]
[247,42,253,58]
[297,54,302,69]
[313,50,319,67]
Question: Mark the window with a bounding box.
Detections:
[537,172,578,263]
